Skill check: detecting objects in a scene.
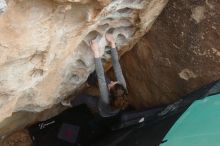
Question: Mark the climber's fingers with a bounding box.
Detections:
[89,39,97,46]
[105,33,114,42]
[89,39,101,58]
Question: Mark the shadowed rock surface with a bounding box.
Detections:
[107,0,220,108]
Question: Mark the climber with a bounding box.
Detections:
[62,32,128,117]
[88,32,128,117]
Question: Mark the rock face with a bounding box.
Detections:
[108,0,220,108]
[0,0,168,124]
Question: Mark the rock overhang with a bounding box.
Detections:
[0,0,168,124]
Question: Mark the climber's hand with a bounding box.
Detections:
[89,39,100,58]
[106,33,116,48]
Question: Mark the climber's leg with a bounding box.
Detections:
[70,94,98,113]
[62,94,98,113]
[61,71,110,111]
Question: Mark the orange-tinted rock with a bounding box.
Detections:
[0,130,32,146]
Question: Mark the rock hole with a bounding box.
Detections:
[100,18,113,24]
[112,19,133,27]
[97,23,109,32]
[84,30,101,42]
[101,58,108,64]
[105,46,111,55]
[114,26,136,38]
[116,34,127,46]
[117,7,132,14]
[70,73,79,83]
[102,46,111,60]
[76,59,87,68]
[106,27,114,34]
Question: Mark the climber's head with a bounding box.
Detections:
[108,81,128,109]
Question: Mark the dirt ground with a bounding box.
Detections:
[0,130,32,146]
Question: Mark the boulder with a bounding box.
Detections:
[0,0,168,134]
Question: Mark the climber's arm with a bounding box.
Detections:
[89,40,110,105]
[106,33,127,91]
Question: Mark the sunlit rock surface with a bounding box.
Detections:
[108,0,220,108]
[0,0,168,124]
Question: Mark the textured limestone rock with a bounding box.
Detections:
[0,0,168,123]
[107,0,220,108]
[0,0,7,13]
